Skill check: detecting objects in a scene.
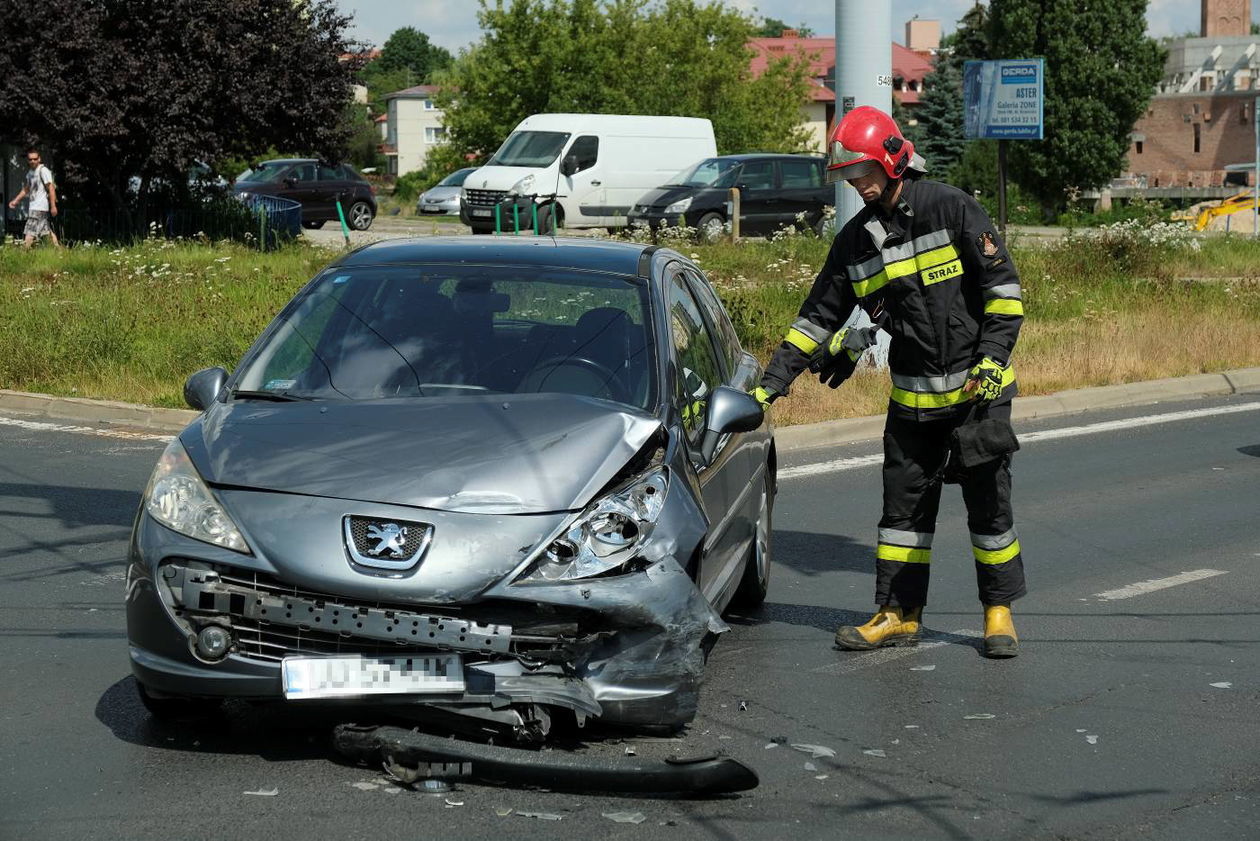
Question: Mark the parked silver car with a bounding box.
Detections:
[125,237,775,742]
[416,167,478,215]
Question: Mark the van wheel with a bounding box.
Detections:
[538,203,561,235]
[696,212,725,243]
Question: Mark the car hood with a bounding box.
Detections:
[635,185,723,210]
[185,394,662,515]
[421,187,460,201]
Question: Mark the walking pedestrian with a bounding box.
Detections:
[7,147,60,247]
[752,107,1026,658]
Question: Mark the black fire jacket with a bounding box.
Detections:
[760,177,1024,421]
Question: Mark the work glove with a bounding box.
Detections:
[809,326,879,389]
[750,386,777,409]
[965,357,1007,402]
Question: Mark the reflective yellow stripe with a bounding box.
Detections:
[851,270,889,298]
[985,298,1025,316]
[890,366,1016,409]
[915,243,959,270]
[785,328,819,354]
[922,259,963,286]
[877,544,932,564]
[972,540,1021,565]
[884,257,919,280]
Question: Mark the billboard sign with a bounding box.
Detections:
[963,59,1044,140]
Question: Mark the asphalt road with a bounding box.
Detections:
[2,395,1258,840]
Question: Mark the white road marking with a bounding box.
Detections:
[1093,569,1229,601]
[0,416,172,443]
[812,629,979,675]
[781,401,1260,480]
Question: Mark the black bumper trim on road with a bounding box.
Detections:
[333,724,759,795]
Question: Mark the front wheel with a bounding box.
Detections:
[347,201,374,231]
[696,212,725,243]
[732,467,773,609]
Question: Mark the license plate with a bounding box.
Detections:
[422,204,441,212]
[470,208,492,217]
[282,654,464,699]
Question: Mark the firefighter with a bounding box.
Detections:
[752,106,1026,659]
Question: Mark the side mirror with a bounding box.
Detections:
[561,155,579,177]
[699,385,764,465]
[184,367,227,411]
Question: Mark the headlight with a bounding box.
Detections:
[518,469,668,583]
[664,197,692,214]
[508,174,535,196]
[143,439,250,553]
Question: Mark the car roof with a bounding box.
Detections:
[259,158,321,166]
[331,236,653,277]
[708,153,824,162]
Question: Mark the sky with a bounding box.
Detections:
[335,0,1209,52]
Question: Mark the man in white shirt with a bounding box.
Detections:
[7,147,60,247]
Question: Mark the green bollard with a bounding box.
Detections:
[494,204,501,235]
[334,199,351,248]
[532,202,539,235]
[513,203,520,235]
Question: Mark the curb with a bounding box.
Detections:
[2,366,1259,445]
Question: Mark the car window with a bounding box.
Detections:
[681,266,741,371]
[292,163,317,182]
[234,266,655,410]
[667,270,724,443]
[568,136,598,172]
[739,160,776,190]
[781,158,823,188]
[318,165,341,181]
[339,164,363,181]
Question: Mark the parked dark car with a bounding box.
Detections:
[627,154,833,240]
[233,158,377,231]
[126,237,774,741]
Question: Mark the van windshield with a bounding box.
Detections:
[664,158,740,189]
[488,131,572,168]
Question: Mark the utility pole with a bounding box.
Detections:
[1254,93,1258,237]
[834,0,892,227]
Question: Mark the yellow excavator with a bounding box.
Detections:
[1174,191,1259,231]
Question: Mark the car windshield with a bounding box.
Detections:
[664,158,740,189]
[238,163,299,184]
[438,168,475,187]
[233,265,656,409]
[488,131,572,168]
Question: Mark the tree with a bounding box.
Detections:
[989,0,1166,213]
[0,0,359,212]
[755,17,814,37]
[906,2,988,177]
[435,0,813,162]
[360,27,453,114]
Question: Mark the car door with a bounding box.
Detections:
[562,134,606,225]
[284,163,323,219]
[318,164,347,220]
[665,266,743,600]
[778,157,826,232]
[734,158,780,236]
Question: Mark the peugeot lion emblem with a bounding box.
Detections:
[366,523,408,558]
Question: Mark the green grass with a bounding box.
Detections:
[2,228,1259,421]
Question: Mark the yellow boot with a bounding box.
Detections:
[834,605,923,650]
[983,604,1019,658]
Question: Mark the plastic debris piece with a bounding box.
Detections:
[382,788,400,795]
[891,739,900,745]
[1085,735,1099,745]
[350,782,380,792]
[764,743,779,750]
[517,811,563,821]
[420,779,452,794]
[963,714,996,720]
[243,789,278,796]
[1210,682,1233,689]
[904,725,920,729]
[909,665,936,671]
[804,762,817,772]
[624,746,637,756]
[738,700,749,711]
[814,775,829,780]
[791,743,836,759]
[494,807,513,817]
[1075,729,1087,733]
[445,798,465,807]
[862,749,887,758]
[718,735,732,740]
[603,812,647,824]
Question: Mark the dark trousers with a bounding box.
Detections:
[874,402,1027,607]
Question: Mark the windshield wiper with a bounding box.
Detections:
[230,389,313,402]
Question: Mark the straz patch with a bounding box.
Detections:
[978,231,1000,258]
[922,260,963,285]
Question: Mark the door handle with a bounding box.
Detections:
[590,180,601,186]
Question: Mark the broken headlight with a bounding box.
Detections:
[520,469,668,583]
[143,439,250,553]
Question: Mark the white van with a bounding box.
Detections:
[459,113,716,233]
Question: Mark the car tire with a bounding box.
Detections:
[301,220,325,230]
[136,682,222,720]
[732,466,773,609]
[696,212,725,243]
[470,225,494,235]
[347,201,374,231]
[537,203,561,235]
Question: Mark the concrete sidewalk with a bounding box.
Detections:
[2,367,1259,449]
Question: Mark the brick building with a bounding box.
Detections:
[1127,0,1258,187]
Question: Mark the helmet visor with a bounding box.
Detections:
[826,157,880,184]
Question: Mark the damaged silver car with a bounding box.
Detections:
[125,237,774,743]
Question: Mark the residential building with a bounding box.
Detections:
[1126,0,1258,186]
[747,25,938,153]
[381,85,447,176]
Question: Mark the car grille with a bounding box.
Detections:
[463,188,507,207]
[161,561,583,665]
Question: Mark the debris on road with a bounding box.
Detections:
[517,811,564,821]
[243,788,278,796]
[862,749,887,758]
[909,665,936,671]
[790,744,836,759]
[804,762,817,772]
[349,781,380,791]
[963,714,996,720]
[1085,735,1099,745]
[1210,682,1233,689]
[445,798,465,807]
[764,743,779,750]
[494,807,513,817]
[603,811,647,824]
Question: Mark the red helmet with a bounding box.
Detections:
[826,106,915,184]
